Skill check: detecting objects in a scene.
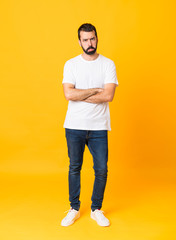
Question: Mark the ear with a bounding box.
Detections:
[78,40,81,47]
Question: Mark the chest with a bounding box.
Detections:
[74,63,106,89]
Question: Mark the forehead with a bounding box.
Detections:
[80,30,96,40]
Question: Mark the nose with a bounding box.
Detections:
[88,39,92,46]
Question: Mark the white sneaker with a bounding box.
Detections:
[61,208,80,226]
[91,209,110,226]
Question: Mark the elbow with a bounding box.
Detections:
[108,95,114,102]
[64,89,75,101]
[65,92,71,101]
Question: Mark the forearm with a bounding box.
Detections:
[65,88,102,101]
[83,90,112,103]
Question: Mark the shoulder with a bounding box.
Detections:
[99,54,116,69]
[64,55,80,66]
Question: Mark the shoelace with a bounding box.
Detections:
[64,208,77,213]
[94,210,108,221]
[63,208,77,219]
[64,209,71,214]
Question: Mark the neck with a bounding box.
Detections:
[81,52,99,61]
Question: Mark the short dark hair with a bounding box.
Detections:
[78,23,97,40]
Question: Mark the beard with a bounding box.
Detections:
[81,43,97,55]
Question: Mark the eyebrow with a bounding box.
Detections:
[82,37,95,41]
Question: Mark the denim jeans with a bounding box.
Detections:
[65,128,108,211]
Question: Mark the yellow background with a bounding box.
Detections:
[0,0,175,239]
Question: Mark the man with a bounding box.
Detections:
[61,23,119,227]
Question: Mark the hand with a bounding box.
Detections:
[96,88,104,93]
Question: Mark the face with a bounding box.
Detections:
[79,30,98,55]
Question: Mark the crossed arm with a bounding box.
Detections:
[63,83,117,103]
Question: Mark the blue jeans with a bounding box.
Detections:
[65,128,108,211]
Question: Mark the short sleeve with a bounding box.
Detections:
[104,60,119,86]
[62,60,76,85]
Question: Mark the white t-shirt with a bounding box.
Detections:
[62,54,119,131]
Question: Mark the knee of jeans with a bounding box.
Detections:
[94,168,108,178]
[69,164,82,174]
